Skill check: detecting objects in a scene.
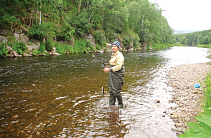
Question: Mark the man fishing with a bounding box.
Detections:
[103,41,125,108]
[51,0,124,107]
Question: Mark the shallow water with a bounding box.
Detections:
[0,46,210,137]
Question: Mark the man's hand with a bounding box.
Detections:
[103,67,110,73]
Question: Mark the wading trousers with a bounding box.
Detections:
[108,66,125,108]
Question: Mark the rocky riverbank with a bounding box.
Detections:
[166,62,211,135]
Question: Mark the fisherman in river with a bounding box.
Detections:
[103,41,125,108]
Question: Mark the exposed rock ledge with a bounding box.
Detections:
[166,62,211,135]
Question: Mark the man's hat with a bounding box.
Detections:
[112,41,120,48]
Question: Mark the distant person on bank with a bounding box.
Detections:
[103,41,125,108]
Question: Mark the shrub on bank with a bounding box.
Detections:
[45,39,54,51]
[13,41,27,54]
[93,30,106,47]
[54,42,73,54]
[7,40,28,55]
[204,73,211,107]
[54,40,94,55]
[207,51,211,59]
[0,43,8,57]
[151,43,174,50]
[73,40,92,53]
[32,42,47,55]
[179,72,211,138]
[197,44,211,48]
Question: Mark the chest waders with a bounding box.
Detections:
[108,65,125,108]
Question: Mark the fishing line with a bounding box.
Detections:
[49,0,106,67]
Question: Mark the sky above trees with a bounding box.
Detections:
[149,0,211,31]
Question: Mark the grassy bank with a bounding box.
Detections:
[179,71,211,138]
[197,44,211,48]
[1,40,176,57]
[33,39,100,55]
[197,44,211,59]
[0,39,98,58]
[150,43,174,50]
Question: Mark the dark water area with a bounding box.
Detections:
[0,46,210,137]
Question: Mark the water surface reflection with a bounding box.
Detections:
[0,46,210,137]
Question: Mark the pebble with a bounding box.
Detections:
[166,63,211,135]
[175,123,183,127]
[169,100,174,103]
[155,100,160,103]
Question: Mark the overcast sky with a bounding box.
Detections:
[148,0,211,31]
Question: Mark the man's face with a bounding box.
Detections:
[112,45,118,53]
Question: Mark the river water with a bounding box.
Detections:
[0,46,210,137]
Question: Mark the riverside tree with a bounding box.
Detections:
[0,0,174,54]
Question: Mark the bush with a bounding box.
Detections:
[62,43,73,54]
[33,42,45,55]
[151,43,173,50]
[0,43,8,57]
[105,30,118,42]
[27,24,46,41]
[54,42,64,54]
[73,40,91,53]
[94,30,106,47]
[54,42,74,54]
[96,44,101,50]
[207,50,211,59]
[122,31,139,50]
[204,73,211,107]
[13,41,27,54]
[32,42,49,56]
[45,38,54,51]
[179,108,211,138]
[32,49,41,55]
[39,42,45,53]
[197,44,211,48]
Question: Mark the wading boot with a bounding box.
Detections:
[109,94,116,106]
[116,93,123,108]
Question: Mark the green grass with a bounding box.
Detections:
[197,44,211,48]
[203,73,211,107]
[150,43,174,50]
[0,43,8,57]
[179,72,211,138]
[54,40,95,54]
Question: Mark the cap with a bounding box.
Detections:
[112,41,120,48]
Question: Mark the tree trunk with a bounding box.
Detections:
[78,0,81,13]
[71,35,74,48]
[39,0,42,25]
[102,11,104,28]
[141,15,144,30]
[119,18,120,26]
[36,0,38,24]
[89,10,94,23]
[29,12,33,27]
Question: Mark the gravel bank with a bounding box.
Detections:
[166,62,211,135]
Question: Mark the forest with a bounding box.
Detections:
[0,0,174,57]
[174,29,211,48]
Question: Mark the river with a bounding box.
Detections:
[0,46,210,137]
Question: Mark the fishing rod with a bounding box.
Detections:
[50,0,106,67]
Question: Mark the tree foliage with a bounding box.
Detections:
[174,30,211,46]
[0,0,174,53]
